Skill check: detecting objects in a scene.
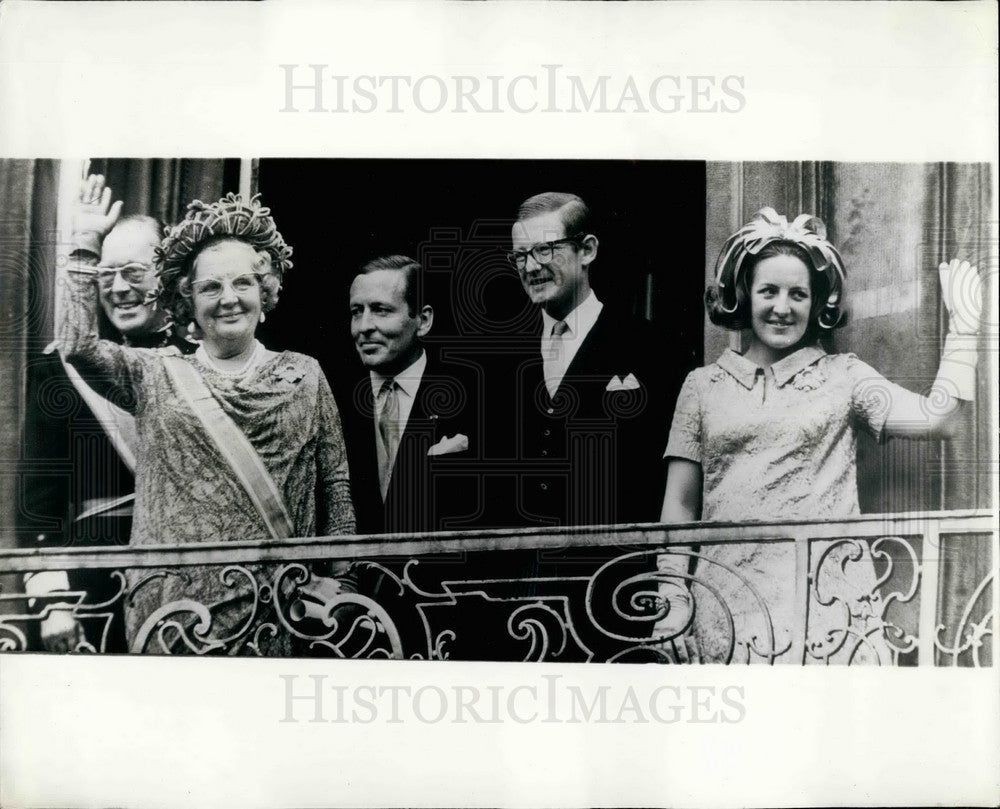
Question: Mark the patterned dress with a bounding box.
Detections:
[62,274,355,654]
[665,345,921,664]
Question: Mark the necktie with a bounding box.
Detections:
[375,378,400,500]
[543,320,570,397]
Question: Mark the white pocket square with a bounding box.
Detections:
[606,373,641,391]
[427,433,469,456]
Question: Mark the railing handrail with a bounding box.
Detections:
[1,508,994,572]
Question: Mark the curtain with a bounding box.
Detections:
[87,158,239,227]
[0,159,59,549]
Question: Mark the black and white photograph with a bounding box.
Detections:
[1,157,994,666]
[0,2,997,807]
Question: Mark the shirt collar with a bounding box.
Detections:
[541,290,603,339]
[370,348,426,399]
[716,344,826,390]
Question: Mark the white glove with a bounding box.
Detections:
[934,259,981,401]
[939,259,982,336]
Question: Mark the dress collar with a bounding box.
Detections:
[716,344,826,390]
[771,344,827,386]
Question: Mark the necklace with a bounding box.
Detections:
[197,340,264,377]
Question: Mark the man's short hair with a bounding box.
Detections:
[113,213,166,245]
[516,192,592,238]
[358,254,424,315]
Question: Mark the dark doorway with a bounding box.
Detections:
[256,158,707,416]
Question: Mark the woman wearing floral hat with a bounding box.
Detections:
[61,175,356,653]
[655,207,982,665]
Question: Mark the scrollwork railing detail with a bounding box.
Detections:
[0,510,992,665]
[934,569,995,667]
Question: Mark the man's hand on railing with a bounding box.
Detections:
[25,572,85,653]
[40,609,85,654]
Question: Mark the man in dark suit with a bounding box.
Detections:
[335,254,494,659]
[343,254,483,537]
[18,208,196,653]
[502,191,670,660]
[509,191,668,528]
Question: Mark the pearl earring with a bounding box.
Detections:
[259,311,266,324]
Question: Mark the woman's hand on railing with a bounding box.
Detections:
[654,579,693,630]
[658,634,702,665]
[289,565,361,625]
[651,579,702,663]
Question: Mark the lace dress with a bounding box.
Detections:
[665,345,920,664]
[61,273,355,654]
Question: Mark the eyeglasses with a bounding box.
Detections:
[187,273,261,299]
[96,263,154,290]
[505,235,583,271]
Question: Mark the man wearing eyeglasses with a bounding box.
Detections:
[494,192,669,660]
[17,179,195,653]
[507,191,668,529]
[94,215,173,342]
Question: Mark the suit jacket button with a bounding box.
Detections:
[541,450,548,457]
[543,429,551,436]
[546,407,554,415]
[540,483,549,491]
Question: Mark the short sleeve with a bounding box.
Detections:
[664,370,702,463]
[844,353,923,441]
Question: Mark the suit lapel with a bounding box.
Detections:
[526,310,607,402]
[348,382,384,534]
[563,306,611,379]
[406,366,431,426]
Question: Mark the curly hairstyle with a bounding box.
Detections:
[154,193,293,329]
[705,207,847,336]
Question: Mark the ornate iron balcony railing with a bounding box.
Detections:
[0,510,994,665]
